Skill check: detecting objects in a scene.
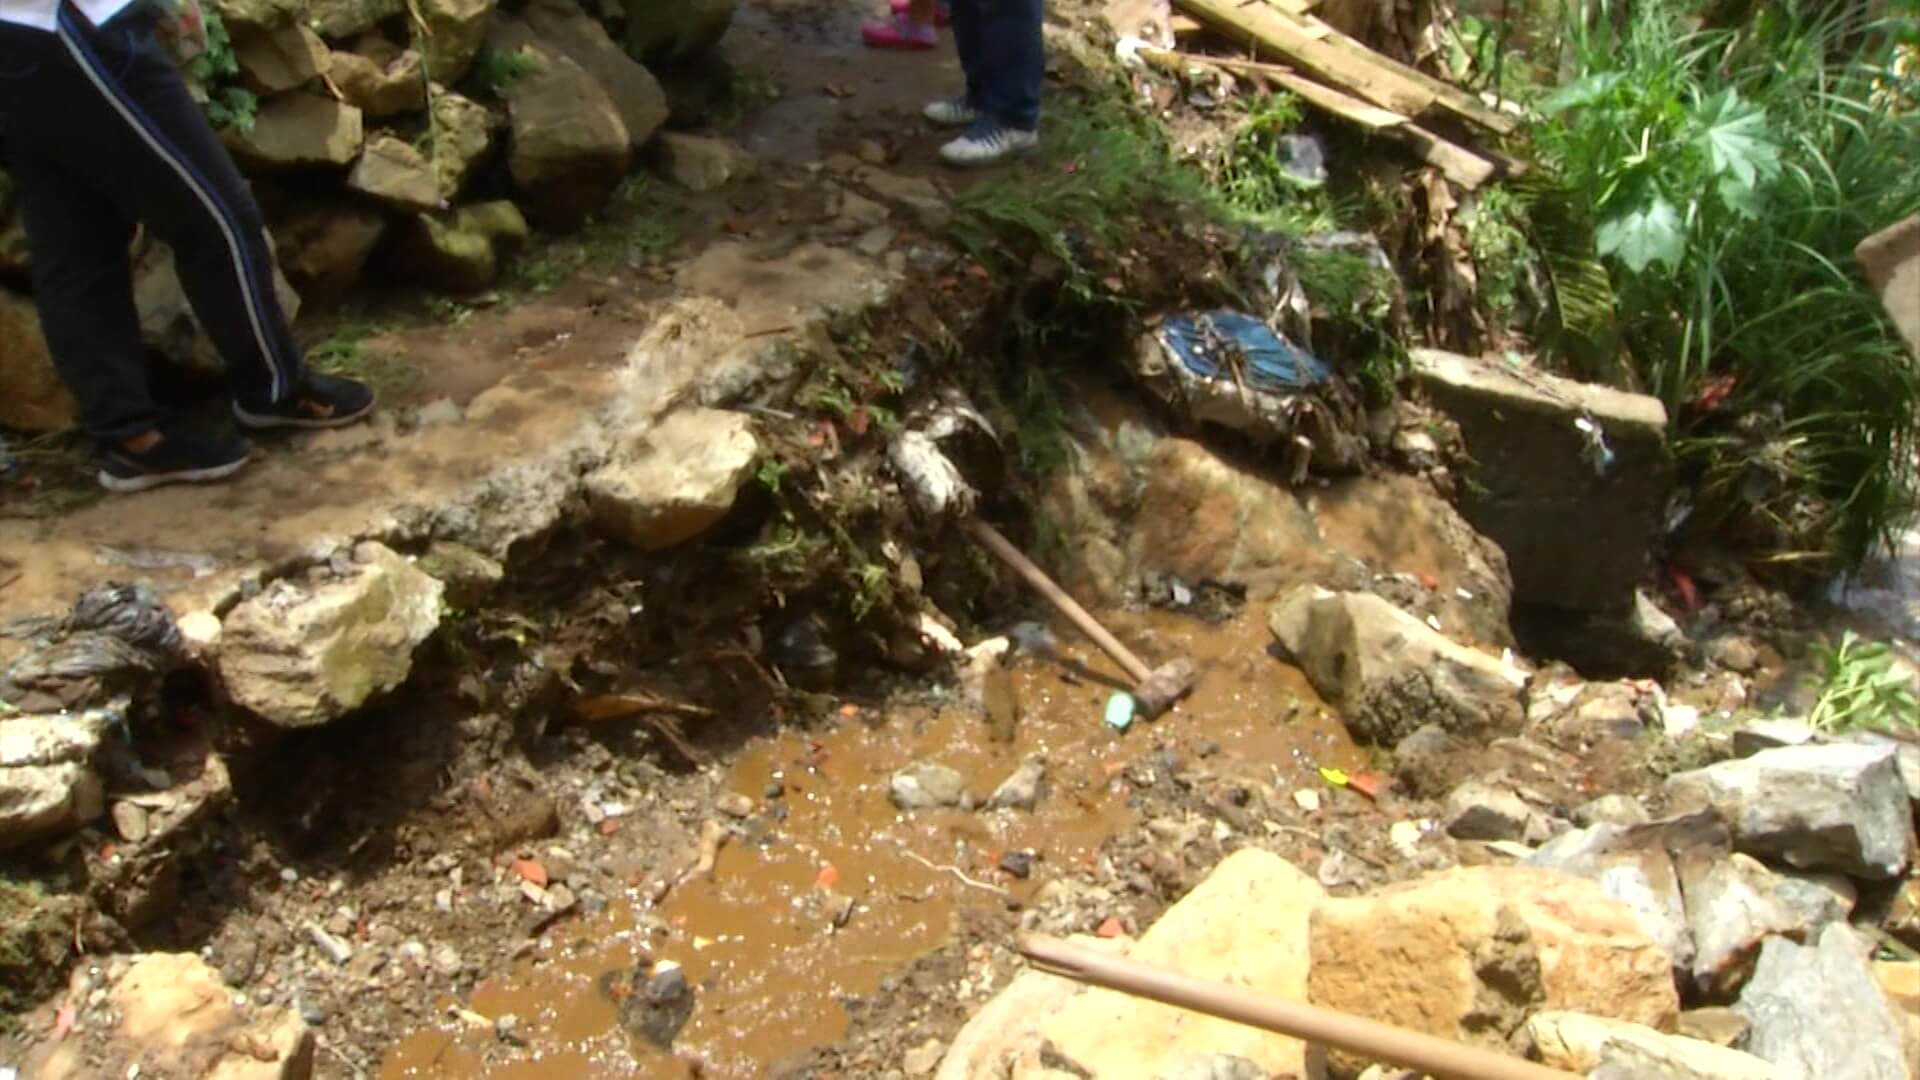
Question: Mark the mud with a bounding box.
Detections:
[379,605,1362,1078]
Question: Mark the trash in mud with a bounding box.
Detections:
[603,959,696,1049]
[1276,134,1328,188]
[1,582,183,711]
[1133,309,1368,477]
[1105,692,1137,731]
[999,849,1036,879]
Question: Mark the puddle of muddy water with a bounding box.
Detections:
[380,607,1363,1078]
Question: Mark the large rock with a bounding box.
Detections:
[1681,854,1812,995]
[583,408,759,550]
[1308,866,1679,1069]
[22,952,314,1080]
[133,235,303,372]
[521,0,668,150]
[428,89,497,200]
[347,133,441,212]
[1665,743,1916,880]
[0,289,76,433]
[208,0,302,30]
[1525,1011,1782,1079]
[223,93,364,169]
[1040,850,1326,1079]
[306,0,405,40]
[1410,348,1670,615]
[230,21,328,93]
[489,21,631,228]
[0,710,108,847]
[391,201,528,293]
[418,0,493,83]
[651,132,757,192]
[1737,924,1910,1080]
[272,200,387,306]
[1444,779,1555,843]
[217,542,445,728]
[1270,586,1525,745]
[1524,825,1696,977]
[327,42,428,117]
[936,943,1121,1080]
[623,0,734,65]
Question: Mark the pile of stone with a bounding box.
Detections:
[0,0,738,434]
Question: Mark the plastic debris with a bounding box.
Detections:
[1276,134,1328,188]
[1104,692,1137,731]
[1574,415,1616,475]
[1318,766,1349,787]
[1388,820,1425,859]
[1293,789,1322,813]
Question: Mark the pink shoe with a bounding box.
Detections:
[890,0,951,26]
[862,12,939,49]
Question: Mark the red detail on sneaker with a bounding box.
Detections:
[889,0,951,25]
[862,13,938,49]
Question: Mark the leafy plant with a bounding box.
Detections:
[1462,185,1529,321]
[1804,630,1920,732]
[472,46,539,97]
[1531,0,1920,568]
[182,9,258,132]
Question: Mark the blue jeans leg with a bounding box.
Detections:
[947,0,1043,131]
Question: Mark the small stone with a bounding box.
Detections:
[855,138,888,166]
[1677,1006,1750,1049]
[999,850,1035,879]
[542,846,579,883]
[1443,780,1552,844]
[431,943,463,978]
[1730,717,1815,757]
[1681,854,1806,994]
[902,1038,944,1076]
[297,996,330,1025]
[716,792,756,818]
[494,1011,522,1042]
[306,923,353,966]
[651,132,758,193]
[765,782,785,799]
[110,802,149,844]
[987,759,1046,811]
[890,763,966,810]
[280,868,299,884]
[1572,793,1649,828]
[1709,635,1761,674]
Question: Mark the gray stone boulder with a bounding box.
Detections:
[348,133,442,212]
[417,0,493,83]
[272,200,388,307]
[1525,1011,1782,1079]
[521,0,668,151]
[1737,924,1910,1080]
[651,132,757,192]
[1680,854,1814,995]
[230,21,328,94]
[223,92,365,169]
[1527,828,1695,978]
[1665,742,1916,880]
[308,0,406,40]
[327,41,428,117]
[489,20,631,228]
[428,89,497,201]
[584,409,759,551]
[1443,779,1556,844]
[391,201,529,293]
[624,0,734,66]
[217,542,445,728]
[0,710,109,847]
[1409,348,1670,616]
[987,759,1046,811]
[1269,586,1526,746]
[0,289,74,434]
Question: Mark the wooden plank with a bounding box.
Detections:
[1398,123,1496,189]
[1174,0,1516,135]
[1139,48,1406,127]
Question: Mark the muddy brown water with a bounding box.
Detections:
[380,609,1364,1078]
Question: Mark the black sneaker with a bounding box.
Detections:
[98,428,253,493]
[233,372,377,431]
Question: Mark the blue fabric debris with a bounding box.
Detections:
[1157,311,1331,394]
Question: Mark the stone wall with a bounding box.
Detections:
[0,0,720,434]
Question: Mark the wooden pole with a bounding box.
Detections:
[1018,933,1583,1080]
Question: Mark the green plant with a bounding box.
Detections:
[1804,630,1920,732]
[307,320,418,400]
[1532,0,1920,567]
[1462,185,1529,321]
[182,10,258,132]
[473,46,539,97]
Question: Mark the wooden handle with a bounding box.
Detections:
[964,520,1151,684]
[1018,934,1582,1080]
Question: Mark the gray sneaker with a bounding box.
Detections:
[939,121,1039,167]
[923,97,980,128]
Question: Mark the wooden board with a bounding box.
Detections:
[1174,0,1516,136]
